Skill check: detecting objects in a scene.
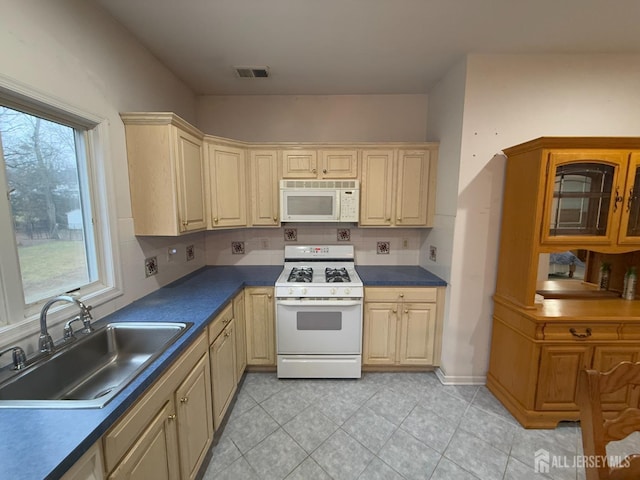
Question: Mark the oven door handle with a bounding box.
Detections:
[277,299,362,307]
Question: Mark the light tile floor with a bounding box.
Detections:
[201,372,635,480]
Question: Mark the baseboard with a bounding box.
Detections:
[435,367,486,385]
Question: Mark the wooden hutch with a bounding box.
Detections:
[487,137,640,428]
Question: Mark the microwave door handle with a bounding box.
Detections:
[277,300,362,307]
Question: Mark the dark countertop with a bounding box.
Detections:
[356,265,447,286]
[0,264,444,480]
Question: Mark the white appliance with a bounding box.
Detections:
[280,180,359,223]
[275,245,364,378]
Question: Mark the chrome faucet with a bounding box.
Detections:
[0,346,27,370]
[39,295,93,353]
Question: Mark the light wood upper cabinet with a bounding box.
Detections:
[396,150,436,226]
[281,149,358,179]
[244,287,275,366]
[121,113,206,236]
[360,150,395,226]
[319,150,359,178]
[360,149,436,227]
[205,142,247,228]
[281,150,318,178]
[249,150,280,226]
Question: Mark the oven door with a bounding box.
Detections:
[276,299,362,354]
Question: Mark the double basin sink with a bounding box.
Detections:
[0,321,191,408]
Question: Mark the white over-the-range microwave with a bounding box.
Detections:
[280,179,359,222]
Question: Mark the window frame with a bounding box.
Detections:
[0,79,122,343]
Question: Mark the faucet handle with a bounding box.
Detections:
[78,303,93,334]
[64,316,82,341]
[0,346,27,370]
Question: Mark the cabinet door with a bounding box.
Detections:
[363,302,398,365]
[396,150,433,226]
[320,150,358,178]
[175,354,213,480]
[541,151,627,246]
[174,128,206,233]
[360,150,394,226]
[281,150,318,178]
[249,150,280,226]
[234,291,247,380]
[108,400,180,480]
[591,346,640,411]
[398,303,437,365]
[618,152,640,245]
[535,345,592,411]
[210,322,237,429]
[206,143,247,228]
[61,443,104,480]
[244,287,276,366]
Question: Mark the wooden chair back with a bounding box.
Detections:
[578,361,640,480]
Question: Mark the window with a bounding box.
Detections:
[0,88,120,329]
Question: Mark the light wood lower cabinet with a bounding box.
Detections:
[363,287,443,367]
[244,287,275,366]
[103,332,212,480]
[210,319,237,429]
[175,354,214,480]
[233,291,247,379]
[61,442,104,480]
[108,399,180,480]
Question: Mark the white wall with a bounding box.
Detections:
[438,53,640,382]
[196,94,428,142]
[0,0,204,358]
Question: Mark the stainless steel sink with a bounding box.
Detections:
[0,321,191,408]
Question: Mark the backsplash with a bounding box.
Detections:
[205,225,422,265]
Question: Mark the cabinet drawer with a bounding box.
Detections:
[365,287,437,303]
[208,302,233,343]
[542,324,619,341]
[621,324,640,340]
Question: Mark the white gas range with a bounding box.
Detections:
[275,245,364,378]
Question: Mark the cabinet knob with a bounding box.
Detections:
[267,294,272,299]
[214,217,219,223]
[386,218,391,222]
[323,169,327,174]
[404,309,409,314]
[223,318,230,324]
[273,216,278,222]
[180,397,189,404]
[392,309,397,313]
[397,217,402,222]
[400,293,404,298]
[168,414,176,420]
[182,221,188,226]
[312,168,317,174]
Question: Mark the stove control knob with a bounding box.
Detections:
[344,288,351,295]
[330,288,337,295]
[302,288,307,295]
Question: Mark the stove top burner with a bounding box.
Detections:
[325,267,350,283]
[287,267,313,283]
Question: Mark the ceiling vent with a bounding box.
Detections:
[233,66,270,78]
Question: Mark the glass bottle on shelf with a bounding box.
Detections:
[598,262,611,291]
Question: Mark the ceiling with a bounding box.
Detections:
[93,0,640,96]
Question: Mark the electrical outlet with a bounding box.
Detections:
[402,238,408,249]
[186,245,195,261]
[429,245,437,262]
[145,256,158,277]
